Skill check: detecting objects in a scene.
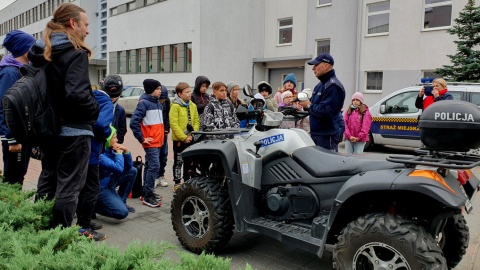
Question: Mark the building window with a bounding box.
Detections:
[146,47,153,72]
[136,49,142,73]
[423,70,440,79]
[101,28,107,35]
[366,71,383,91]
[316,39,330,55]
[101,20,107,27]
[158,46,166,72]
[117,51,123,73]
[278,18,293,45]
[101,12,107,19]
[101,44,107,51]
[101,3,107,10]
[111,7,118,16]
[424,0,452,29]
[127,2,136,11]
[101,53,106,59]
[171,44,179,72]
[367,1,390,35]
[126,50,133,73]
[101,36,107,43]
[185,43,192,72]
[317,0,332,6]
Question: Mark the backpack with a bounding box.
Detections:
[1,64,58,146]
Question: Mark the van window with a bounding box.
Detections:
[450,91,463,101]
[383,91,419,114]
[470,92,480,106]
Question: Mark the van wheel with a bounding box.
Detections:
[438,214,469,269]
[171,176,234,254]
[333,213,447,270]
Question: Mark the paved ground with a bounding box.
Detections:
[7,127,480,269]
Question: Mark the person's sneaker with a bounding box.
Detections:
[142,195,162,208]
[173,183,182,192]
[90,229,107,241]
[159,177,168,187]
[78,228,93,240]
[140,193,162,202]
[154,178,159,188]
[78,228,106,241]
[90,221,104,230]
[125,204,136,213]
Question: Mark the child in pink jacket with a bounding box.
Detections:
[343,92,372,154]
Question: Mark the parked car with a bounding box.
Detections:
[367,83,480,150]
[117,86,176,115]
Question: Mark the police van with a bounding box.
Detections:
[367,83,480,150]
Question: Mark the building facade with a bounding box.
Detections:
[0,0,107,89]
[0,0,472,107]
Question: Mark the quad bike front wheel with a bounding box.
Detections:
[333,213,447,270]
[171,176,234,254]
[438,214,469,269]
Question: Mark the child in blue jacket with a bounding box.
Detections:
[95,127,137,219]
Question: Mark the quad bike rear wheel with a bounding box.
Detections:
[171,176,234,254]
[438,214,469,269]
[333,213,447,270]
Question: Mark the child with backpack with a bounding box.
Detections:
[343,92,372,154]
[170,82,200,192]
[0,30,36,186]
[130,79,164,208]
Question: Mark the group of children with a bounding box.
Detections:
[93,74,373,239]
[224,72,373,155]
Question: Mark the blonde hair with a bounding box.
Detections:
[433,78,447,89]
[43,3,92,61]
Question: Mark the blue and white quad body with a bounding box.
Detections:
[171,88,480,270]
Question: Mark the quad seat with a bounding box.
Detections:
[291,146,404,178]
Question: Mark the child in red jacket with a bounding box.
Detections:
[129,79,164,208]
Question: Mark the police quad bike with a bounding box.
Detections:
[170,85,480,270]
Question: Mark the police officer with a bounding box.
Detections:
[300,54,345,151]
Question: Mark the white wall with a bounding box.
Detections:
[305,0,359,108]
[263,0,308,58]
[107,0,265,88]
[359,0,469,106]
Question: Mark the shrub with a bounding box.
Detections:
[0,180,251,269]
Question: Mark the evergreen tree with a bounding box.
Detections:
[436,0,480,82]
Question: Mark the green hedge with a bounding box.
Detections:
[0,181,251,270]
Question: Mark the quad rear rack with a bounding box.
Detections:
[387,149,480,169]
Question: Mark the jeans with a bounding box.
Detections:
[143,147,160,196]
[37,135,91,228]
[311,133,343,152]
[95,167,137,220]
[172,140,194,184]
[345,140,366,154]
[157,139,168,178]
[111,166,137,204]
[2,141,31,186]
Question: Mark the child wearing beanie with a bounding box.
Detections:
[130,79,164,208]
[0,30,36,187]
[278,90,306,129]
[343,92,372,154]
